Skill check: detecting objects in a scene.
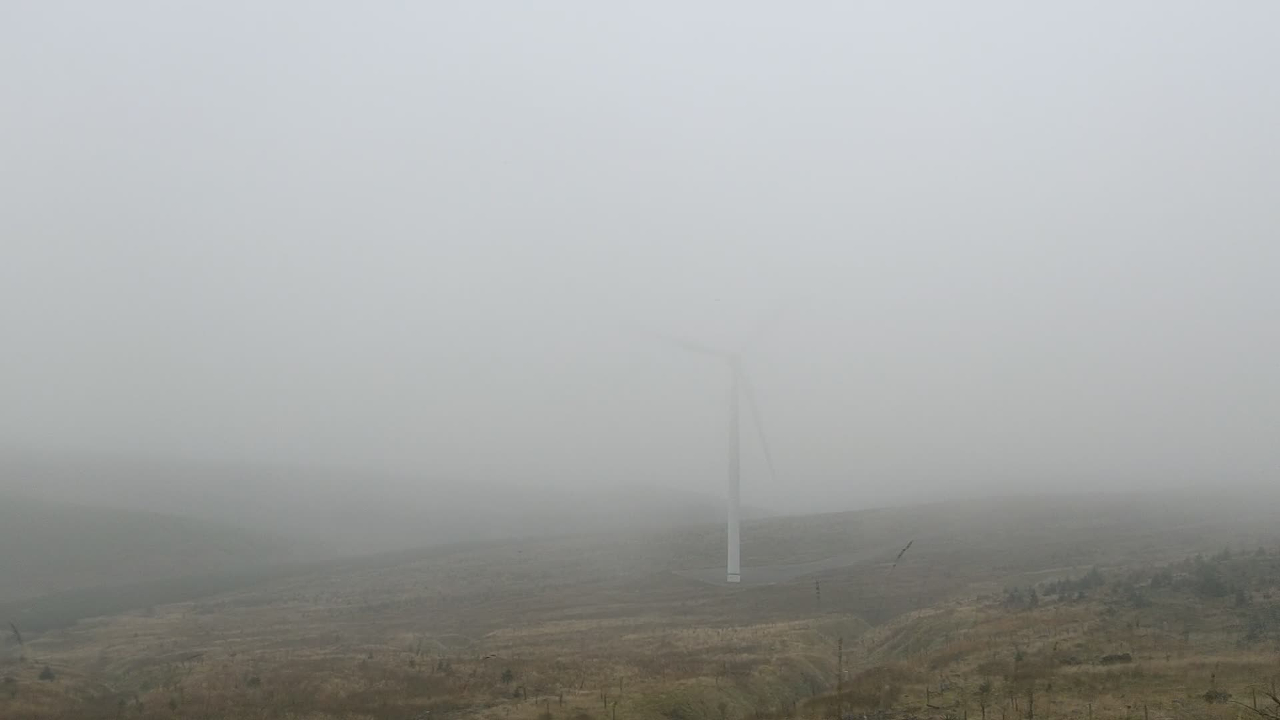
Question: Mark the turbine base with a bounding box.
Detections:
[727,573,741,583]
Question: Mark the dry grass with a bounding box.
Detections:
[833,576,1280,720]
[3,496,1280,719]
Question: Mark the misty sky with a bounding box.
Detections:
[2,3,1277,513]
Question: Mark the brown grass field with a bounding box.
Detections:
[3,495,1279,720]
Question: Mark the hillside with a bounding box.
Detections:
[811,547,1280,720]
[0,452,766,556]
[0,495,297,605]
[3,492,1279,720]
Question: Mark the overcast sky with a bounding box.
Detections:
[2,2,1277,513]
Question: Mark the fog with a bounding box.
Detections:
[2,3,1277,541]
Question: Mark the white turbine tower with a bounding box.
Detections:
[664,336,777,583]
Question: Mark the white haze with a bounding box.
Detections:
[1,3,1277,528]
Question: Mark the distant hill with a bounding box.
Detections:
[0,451,767,557]
[0,494,297,605]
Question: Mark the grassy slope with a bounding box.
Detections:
[0,494,297,605]
[820,549,1280,720]
[1,493,1277,720]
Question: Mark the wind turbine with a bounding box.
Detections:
[662,336,777,583]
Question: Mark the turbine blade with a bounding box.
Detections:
[888,540,914,574]
[740,369,778,483]
[735,300,795,355]
[643,329,732,361]
[668,335,728,358]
